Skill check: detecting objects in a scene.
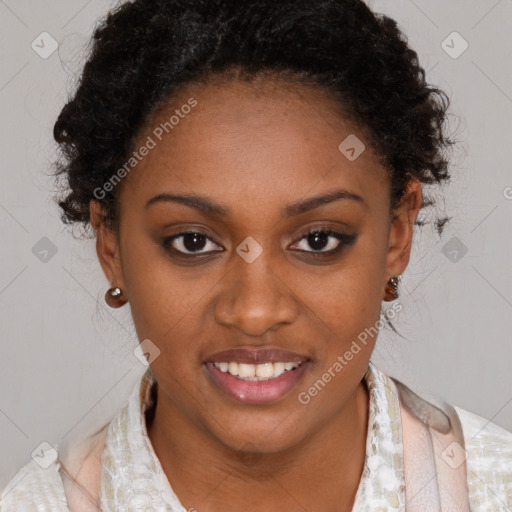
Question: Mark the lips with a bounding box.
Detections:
[205,347,309,365]
[203,346,311,404]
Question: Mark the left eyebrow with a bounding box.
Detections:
[283,188,366,217]
[144,188,366,218]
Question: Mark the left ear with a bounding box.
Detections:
[384,177,423,279]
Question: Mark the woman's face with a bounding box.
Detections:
[91,77,421,454]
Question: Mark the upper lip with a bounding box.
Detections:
[205,346,310,365]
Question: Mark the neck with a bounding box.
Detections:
[147,379,369,512]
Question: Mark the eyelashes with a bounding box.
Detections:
[289,228,357,255]
[162,227,357,259]
[163,230,223,256]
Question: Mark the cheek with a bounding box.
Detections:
[314,232,389,356]
[118,229,185,344]
[119,229,221,377]
[317,229,388,310]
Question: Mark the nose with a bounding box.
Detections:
[213,255,299,336]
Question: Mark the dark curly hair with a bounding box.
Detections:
[53,0,454,235]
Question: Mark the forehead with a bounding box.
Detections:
[121,77,390,215]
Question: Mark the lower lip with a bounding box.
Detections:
[204,361,309,404]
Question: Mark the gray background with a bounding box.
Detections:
[1,0,511,490]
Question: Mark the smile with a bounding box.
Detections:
[213,361,302,380]
[204,346,311,404]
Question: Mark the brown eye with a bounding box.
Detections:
[290,229,357,255]
[163,231,223,255]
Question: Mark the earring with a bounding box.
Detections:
[105,286,128,308]
[384,274,402,302]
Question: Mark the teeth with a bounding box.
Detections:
[273,362,285,374]
[228,362,239,376]
[238,363,255,378]
[256,362,274,378]
[213,361,301,380]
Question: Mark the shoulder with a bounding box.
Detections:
[455,405,512,510]
[0,458,69,511]
[0,424,108,512]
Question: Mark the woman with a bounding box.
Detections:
[1,0,510,510]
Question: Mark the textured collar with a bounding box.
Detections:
[352,362,406,510]
[100,362,406,511]
[100,368,185,511]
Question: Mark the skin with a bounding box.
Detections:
[90,76,422,512]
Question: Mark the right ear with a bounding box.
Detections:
[89,199,126,291]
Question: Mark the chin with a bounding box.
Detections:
[202,405,311,456]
